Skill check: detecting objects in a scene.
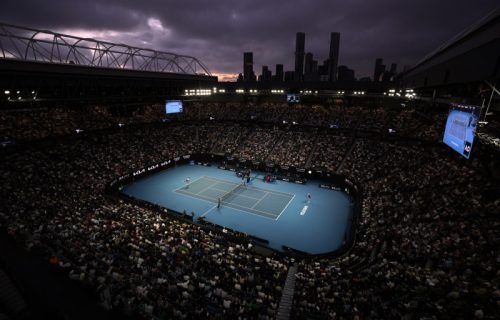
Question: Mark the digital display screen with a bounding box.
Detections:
[442,104,478,159]
[165,100,183,114]
[287,94,300,103]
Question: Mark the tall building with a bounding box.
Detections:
[337,65,355,81]
[260,65,272,82]
[284,71,295,82]
[328,32,340,82]
[294,32,305,81]
[318,59,329,82]
[312,60,318,73]
[373,58,385,82]
[390,63,397,74]
[304,52,313,75]
[275,64,284,82]
[243,52,255,82]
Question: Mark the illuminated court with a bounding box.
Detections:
[122,164,353,254]
[175,176,294,219]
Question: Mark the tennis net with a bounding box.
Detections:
[220,183,245,202]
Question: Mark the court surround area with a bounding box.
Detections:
[122,164,354,254]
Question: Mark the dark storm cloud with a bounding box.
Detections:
[1,0,498,79]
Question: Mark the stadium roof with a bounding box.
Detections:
[413,7,500,69]
[402,6,500,87]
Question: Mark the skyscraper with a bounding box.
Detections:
[390,63,397,74]
[304,52,313,75]
[373,58,385,82]
[294,32,305,81]
[275,64,284,82]
[328,32,340,82]
[243,52,255,82]
[260,65,272,82]
[337,65,355,81]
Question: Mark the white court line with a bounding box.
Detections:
[204,176,240,184]
[176,189,279,219]
[195,180,220,196]
[204,175,293,199]
[250,191,270,209]
[172,175,206,192]
[206,177,294,198]
[209,186,263,201]
[200,205,217,218]
[175,189,273,218]
[275,194,296,221]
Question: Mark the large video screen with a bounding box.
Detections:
[165,100,183,114]
[442,104,478,159]
[287,94,300,104]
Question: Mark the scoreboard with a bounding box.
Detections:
[443,104,478,159]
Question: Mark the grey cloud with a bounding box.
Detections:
[1,0,498,78]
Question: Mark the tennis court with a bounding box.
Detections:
[122,164,353,254]
[175,176,294,219]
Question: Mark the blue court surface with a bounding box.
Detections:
[122,164,353,254]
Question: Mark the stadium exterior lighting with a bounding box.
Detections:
[16,91,20,94]
[236,89,244,94]
[4,90,10,95]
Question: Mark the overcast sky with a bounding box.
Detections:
[1,0,498,80]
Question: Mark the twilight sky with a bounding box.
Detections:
[1,0,498,81]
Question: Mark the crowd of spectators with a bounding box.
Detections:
[293,147,498,319]
[0,101,498,319]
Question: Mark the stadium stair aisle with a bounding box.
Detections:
[336,137,358,173]
[0,269,28,319]
[304,131,320,168]
[276,263,298,320]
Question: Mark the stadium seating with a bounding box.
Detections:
[0,102,498,319]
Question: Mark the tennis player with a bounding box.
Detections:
[184,177,191,188]
[307,193,311,204]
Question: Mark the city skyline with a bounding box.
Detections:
[1,0,498,81]
[241,31,348,83]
